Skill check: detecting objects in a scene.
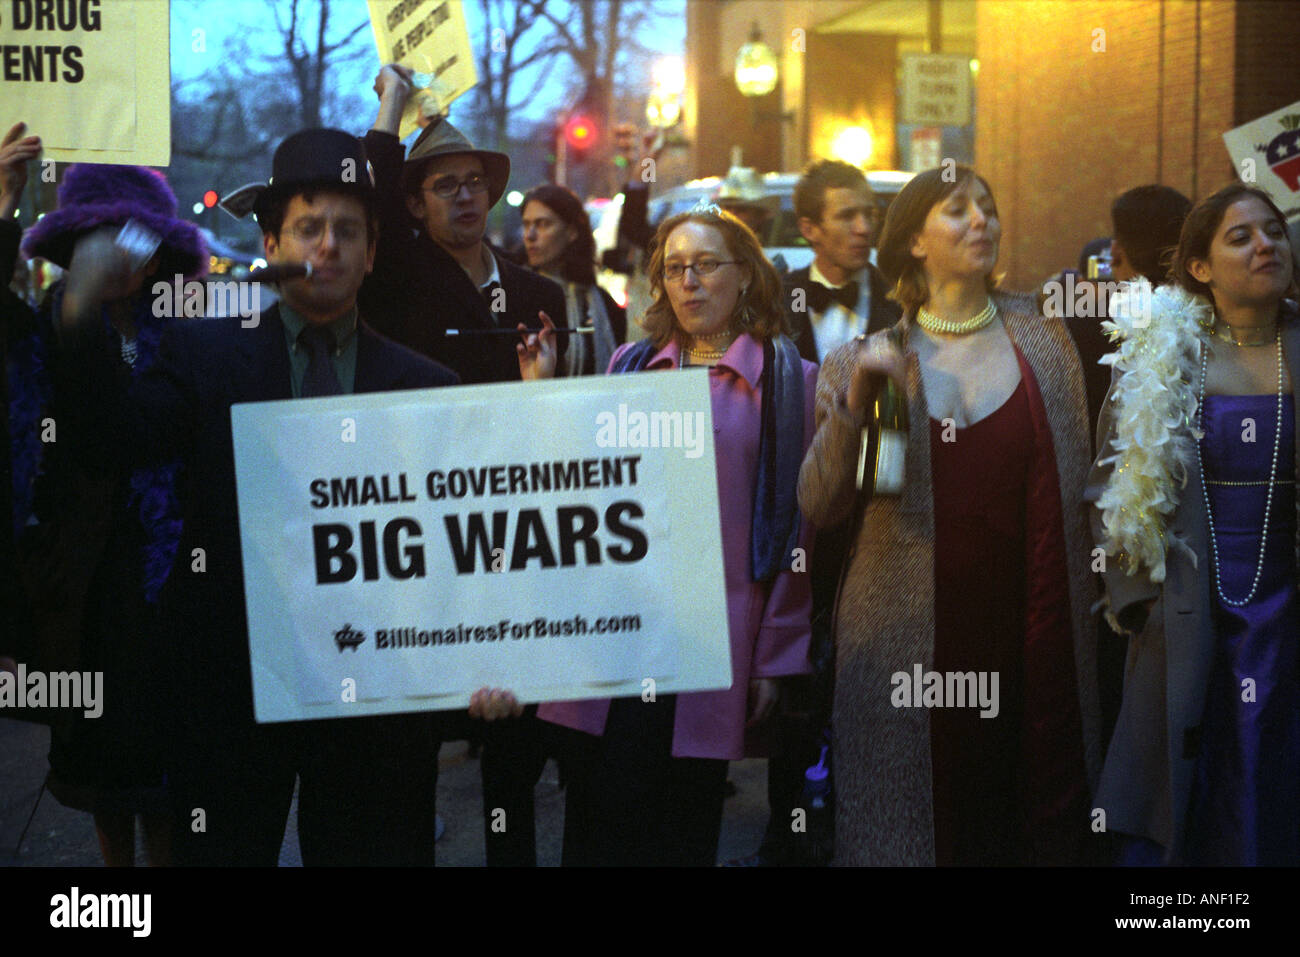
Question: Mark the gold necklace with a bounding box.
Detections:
[916,298,997,335]
[1213,320,1277,347]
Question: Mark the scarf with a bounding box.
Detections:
[610,333,803,582]
[560,281,619,378]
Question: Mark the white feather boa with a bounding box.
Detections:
[1096,281,1210,583]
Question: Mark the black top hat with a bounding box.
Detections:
[219,128,375,222]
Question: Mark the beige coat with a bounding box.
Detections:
[797,291,1103,865]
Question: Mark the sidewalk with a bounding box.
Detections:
[0,719,769,866]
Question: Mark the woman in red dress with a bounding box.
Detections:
[797,165,1102,865]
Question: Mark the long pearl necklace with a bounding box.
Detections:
[916,298,997,335]
[1194,332,1285,607]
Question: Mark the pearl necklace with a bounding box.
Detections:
[680,331,735,365]
[916,298,997,335]
[682,346,727,365]
[1194,332,1284,607]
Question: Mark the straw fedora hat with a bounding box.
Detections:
[402,116,510,208]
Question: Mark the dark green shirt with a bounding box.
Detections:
[280,304,359,397]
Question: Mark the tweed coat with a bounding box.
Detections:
[797,291,1102,866]
[1086,303,1300,862]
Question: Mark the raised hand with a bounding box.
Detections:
[58,225,154,333]
[371,64,415,135]
[0,122,42,220]
[373,63,414,101]
[846,330,907,423]
[516,310,558,381]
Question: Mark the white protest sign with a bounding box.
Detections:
[0,0,170,165]
[367,0,477,139]
[231,370,730,723]
[1223,100,1300,220]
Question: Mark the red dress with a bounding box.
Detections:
[927,353,1088,865]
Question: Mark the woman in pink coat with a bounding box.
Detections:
[519,203,817,865]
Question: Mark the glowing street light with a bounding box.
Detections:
[830,124,875,168]
[646,90,681,129]
[734,22,778,98]
[653,57,686,96]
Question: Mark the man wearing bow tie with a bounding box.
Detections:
[782,160,900,363]
[744,161,900,867]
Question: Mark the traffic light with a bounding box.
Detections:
[563,114,598,157]
[202,190,219,209]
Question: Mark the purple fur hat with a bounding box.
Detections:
[21,164,208,279]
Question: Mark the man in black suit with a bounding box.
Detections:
[783,160,900,362]
[52,129,501,865]
[360,65,565,385]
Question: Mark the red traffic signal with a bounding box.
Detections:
[203,190,219,209]
[563,115,598,151]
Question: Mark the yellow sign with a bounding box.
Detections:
[367,0,478,140]
[0,0,170,166]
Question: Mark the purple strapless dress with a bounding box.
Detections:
[1183,394,1300,865]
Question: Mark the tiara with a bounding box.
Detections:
[690,198,725,216]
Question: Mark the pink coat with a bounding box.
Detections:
[537,334,816,760]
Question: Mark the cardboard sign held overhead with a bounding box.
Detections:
[1223,100,1300,220]
[0,0,170,166]
[367,0,478,140]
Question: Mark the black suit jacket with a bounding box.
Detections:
[782,262,900,364]
[59,305,456,732]
[360,130,567,385]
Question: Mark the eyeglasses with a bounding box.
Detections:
[663,259,741,281]
[424,174,489,199]
[285,218,366,245]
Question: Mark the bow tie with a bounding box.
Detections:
[807,279,859,313]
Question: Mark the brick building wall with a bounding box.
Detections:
[1233,1,1300,130]
[973,0,1277,289]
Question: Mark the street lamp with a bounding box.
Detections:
[734,22,778,98]
[734,21,792,130]
[647,56,685,130]
[646,91,681,129]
